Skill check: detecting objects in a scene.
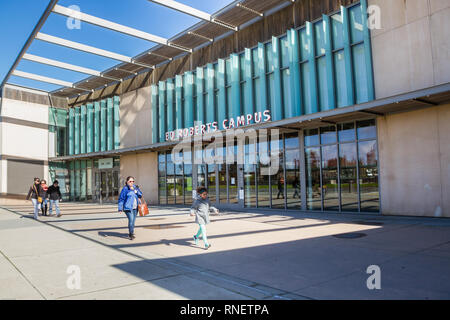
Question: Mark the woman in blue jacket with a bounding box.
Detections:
[118,176,143,240]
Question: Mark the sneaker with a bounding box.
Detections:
[193,235,199,246]
[205,244,211,250]
[129,233,135,240]
[56,214,61,218]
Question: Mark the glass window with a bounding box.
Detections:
[184,151,193,203]
[267,73,275,110]
[285,148,301,208]
[358,140,379,212]
[252,47,259,74]
[265,42,274,72]
[315,20,326,56]
[207,164,216,203]
[338,122,356,142]
[357,119,377,140]
[352,44,369,104]
[305,147,321,210]
[320,126,337,145]
[158,153,167,205]
[349,5,364,44]
[167,152,175,204]
[334,50,348,107]
[218,163,227,203]
[317,56,329,111]
[299,28,308,61]
[331,13,344,50]
[244,163,257,208]
[285,132,299,149]
[321,145,339,211]
[304,129,319,147]
[225,59,232,85]
[271,136,284,209]
[280,36,290,68]
[339,143,358,212]
[253,77,261,111]
[258,163,270,208]
[301,62,311,113]
[282,69,292,116]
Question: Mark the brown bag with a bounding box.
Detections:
[34,185,43,203]
[138,197,149,216]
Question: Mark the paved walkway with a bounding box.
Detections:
[1,202,450,300]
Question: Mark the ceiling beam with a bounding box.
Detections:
[52,4,191,52]
[148,0,237,31]
[12,70,73,87]
[35,33,154,69]
[22,53,121,81]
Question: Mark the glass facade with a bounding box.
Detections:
[157,119,379,213]
[66,96,120,156]
[151,2,374,144]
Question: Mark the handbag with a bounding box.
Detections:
[34,185,43,203]
[138,197,149,216]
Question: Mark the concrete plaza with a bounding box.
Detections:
[0,201,450,300]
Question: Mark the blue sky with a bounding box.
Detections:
[0,0,235,92]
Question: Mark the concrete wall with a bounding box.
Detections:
[120,152,158,205]
[119,86,152,148]
[370,0,450,99]
[0,97,50,195]
[377,103,450,217]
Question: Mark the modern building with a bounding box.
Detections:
[1,0,449,217]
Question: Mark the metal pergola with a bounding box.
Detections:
[1,0,296,100]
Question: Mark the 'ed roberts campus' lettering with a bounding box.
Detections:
[166,110,271,141]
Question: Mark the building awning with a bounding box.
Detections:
[49,82,450,161]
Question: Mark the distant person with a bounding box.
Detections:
[118,176,143,240]
[277,176,285,199]
[47,180,62,217]
[292,177,300,199]
[190,186,219,250]
[40,179,49,216]
[26,178,42,220]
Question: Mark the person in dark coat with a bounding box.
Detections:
[47,180,63,217]
[40,180,49,216]
[26,178,42,220]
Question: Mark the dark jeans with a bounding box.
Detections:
[124,209,138,235]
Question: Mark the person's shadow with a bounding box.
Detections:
[98,231,130,239]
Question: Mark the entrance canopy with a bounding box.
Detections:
[1,0,294,100]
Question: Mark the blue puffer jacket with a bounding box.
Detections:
[118,185,143,212]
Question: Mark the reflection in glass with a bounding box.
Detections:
[359,140,379,212]
[338,122,355,142]
[258,164,270,208]
[207,164,216,203]
[357,119,376,140]
[228,164,238,204]
[285,148,301,208]
[339,143,358,211]
[184,151,193,203]
[218,164,227,203]
[304,129,319,147]
[320,126,337,145]
[158,153,166,205]
[321,145,339,211]
[167,152,175,204]
[305,147,321,210]
[271,137,284,209]
[244,163,256,208]
[175,158,184,205]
